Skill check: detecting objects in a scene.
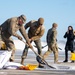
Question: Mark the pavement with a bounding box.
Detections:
[0,50,75,75]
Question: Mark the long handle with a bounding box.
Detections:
[39,44,62,50]
[31,48,56,69]
[21,40,41,56]
[21,40,56,69]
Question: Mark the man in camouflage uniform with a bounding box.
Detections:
[0,15,32,62]
[21,18,45,68]
[43,23,59,63]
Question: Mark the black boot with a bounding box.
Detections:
[63,60,68,62]
[38,64,44,68]
[71,61,74,63]
[9,58,14,62]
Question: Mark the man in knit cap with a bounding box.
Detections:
[21,17,45,68]
[0,15,32,62]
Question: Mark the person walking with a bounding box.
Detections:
[63,26,75,63]
[21,17,45,68]
[43,23,59,63]
[0,15,32,62]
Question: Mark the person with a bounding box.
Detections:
[0,15,32,62]
[21,17,45,68]
[43,23,59,63]
[63,26,75,63]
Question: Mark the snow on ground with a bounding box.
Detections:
[13,40,65,52]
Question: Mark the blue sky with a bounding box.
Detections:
[0,0,75,41]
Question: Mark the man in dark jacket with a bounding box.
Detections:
[63,26,75,63]
[0,15,32,62]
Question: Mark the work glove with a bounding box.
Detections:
[27,42,33,49]
[29,44,33,49]
[18,36,22,40]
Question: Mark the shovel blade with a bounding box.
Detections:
[36,56,45,64]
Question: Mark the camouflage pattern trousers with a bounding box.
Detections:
[21,39,43,66]
[43,44,58,63]
[21,39,42,59]
[1,33,16,61]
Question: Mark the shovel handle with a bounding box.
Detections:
[21,40,29,47]
[21,40,56,69]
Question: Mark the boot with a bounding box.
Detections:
[21,58,24,65]
[9,58,14,62]
[38,64,44,68]
[71,61,74,63]
[63,60,68,62]
[9,50,15,62]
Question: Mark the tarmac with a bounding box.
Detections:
[0,50,75,75]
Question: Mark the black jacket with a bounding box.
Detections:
[64,30,75,50]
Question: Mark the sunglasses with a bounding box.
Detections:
[39,23,43,26]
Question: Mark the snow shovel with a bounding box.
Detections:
[70,53,75,61]
[26,64,38,70]
[18,64,38,70]
[22,40,56,69]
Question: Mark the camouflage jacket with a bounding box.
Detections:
[46,28,57,45]
[0,17,30,44]
[25,20,45,40]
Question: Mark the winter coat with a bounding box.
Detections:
[64,30,75,50]
[0,17,30,44]
[46,28,57,46]
[25,20,45,40]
